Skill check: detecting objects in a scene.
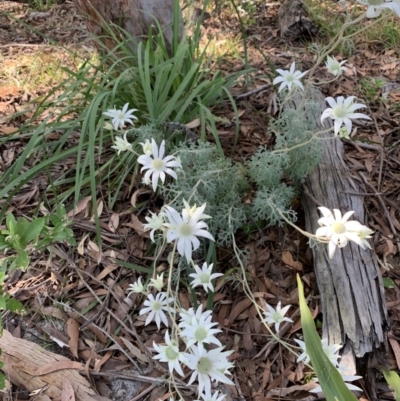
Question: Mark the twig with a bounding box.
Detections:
[368,108,385,192]
[359,172,400,253]
[234,84,271,100]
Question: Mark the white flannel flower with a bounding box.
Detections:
[189,263,223,293]
[321,96,371,136]
[137,139,181,192]
[139,292,175,329]
[149,273,164,291]
[164,203,215,262]
[153,331,186,376]
[127,277,146,295]
[103,103,138,130]
[183,345,234,395]
[295,338,342,367]
[310,361,362,393]
[325,56,348,77]
[140,139,153,156]
[143,211,165,242]
[357,0,400,18]
[261,301,293,333]
[358,226,374,249]
[183,200,212,220]
[180,310,222,349]
[316,207,371,258]
[179,305,213,327]
[195,390,226,401]
[111,132,132,155]
[273,62,308,93]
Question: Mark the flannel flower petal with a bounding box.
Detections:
[295,338,342,367]
[127,277,146,295]
[357,0,400,17]
[140,139,153,156]
[139,292,175,329]
[164,203,215,262]
[138,139,181,191]
[143,211,165,242]
[183,345,234,395]
[179,304,213,327]
[325,56,348,77]
[261,301,293,333]
[273,62,308,93]
[111,132,132,155]
[321,96,371,137]
[315,207,372,258]
[103,103,138,130]
[180,309,222,349]
[153,331,186,376]
[149,273,164,291]
[189,262,223,293]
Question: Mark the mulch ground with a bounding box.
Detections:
[0,1,400,400]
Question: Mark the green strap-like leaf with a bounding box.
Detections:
[382,369,400,401]
[297,274,359,401]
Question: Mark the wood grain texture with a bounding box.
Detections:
[286,89,388,357]
[0,330,94,401]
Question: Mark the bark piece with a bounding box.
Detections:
[277,0,319,40]
[0,330,95,401]
[72,0,184,54]
[284,88,388,357]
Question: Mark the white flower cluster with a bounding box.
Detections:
[151,304,234,397]
[295,338,362,392]
[272,58,370,139]
[357,0,400,18]
[143,202,215,263]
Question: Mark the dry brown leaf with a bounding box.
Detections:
[185,118,201,129]
[282,251,303,271]
[95,265,119,281]
[61,378,75,401]
[227,298,253,326]
[77,234,89,256]
[125,214,149,237]
[130,187,148,208]
[40,307,65,321]
[119,337,149,363]
[389,333,400,370]
[34,361,85,376]
[66,319,80,358]
[0,126,18,135]
[67,196,91,217]
[108,213,120,233]
[242,322,253,351]
[90,200,104,222]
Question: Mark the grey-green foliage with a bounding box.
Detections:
[163,141,250,245]
[157,98,324,244]
[273,102,323,182]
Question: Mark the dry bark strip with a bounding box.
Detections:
[284,88,388,357]
[0,330,95,401]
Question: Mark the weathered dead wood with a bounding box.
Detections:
[284,89,388,358]
[72,0,184,54]
[0,330,95,401]
[277,0,319,40]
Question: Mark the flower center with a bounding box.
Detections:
[117,112,126,119]
[273,312,283,322]
[179,223,193,237]
[197,356,212,374]
[165,345,179,360]
[332,222,346,234]
[194,327,208,342]
[152,301,162,311]
[200,274,210,284]
[333,106,347,118]
[152,159,165,170]
[286,74,294,82]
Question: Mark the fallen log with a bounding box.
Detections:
[0,330,95,401]
[283,87,388,398]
